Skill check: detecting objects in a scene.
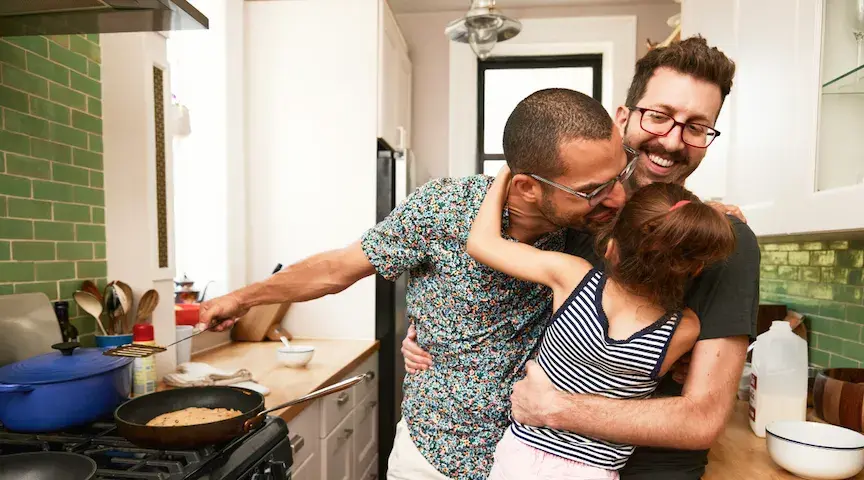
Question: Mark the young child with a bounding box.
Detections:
[466,166,737,480]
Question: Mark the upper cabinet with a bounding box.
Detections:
[378,2,412,151]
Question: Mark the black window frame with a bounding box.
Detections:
[476,54,604,174]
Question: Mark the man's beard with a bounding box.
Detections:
[538,193,615,232]
[624,123,695,187]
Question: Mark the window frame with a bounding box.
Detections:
[476,54,604,174]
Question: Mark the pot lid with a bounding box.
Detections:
[0,343,132,385]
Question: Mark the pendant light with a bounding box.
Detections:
[444,0,522,60]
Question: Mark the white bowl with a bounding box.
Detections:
[766,420,864,480]
[277,345,315,368]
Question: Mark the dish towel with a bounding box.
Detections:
[163,362,270,395]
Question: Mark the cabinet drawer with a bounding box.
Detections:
[290,453,317,480]
[322,412,354,480]
[354,387,378,478]
[320,381,356,438]
[286,400,319,470]
[351,354,379,404]
[360,455,379,480]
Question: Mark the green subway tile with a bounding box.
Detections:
[0,262,34,282]
[88,135,102,154]
[830,241,850,250]
[811,251,837,266]
[791,252,812,267]
[778,266,798,280]
[53,203,89,222]
[0,195,5,214]
[763,244,779,251]
[0,285,11,295]
[764,251,788,265]
[70,71,100,98]
[49,123,88,149]
[849,305,864,325]
[91,206,104,224]
[4,110,49,139]
[71,110,101,134]
[787,281,810,297]
[34,221,74,241]
[86,34,100,45]
[838,250,864,268]
[0,130,31,156]
[76,224,104,242]
[87,97,102,117]
[73,149,102,169]
[77,260,106,278]
[834,285,863,304]
[52,163,89,186]
[849,343,864,363]
[830,355,860,368]
[57,242,92,260]
[852,270,863,286]
[777,243,800,251]
[801,267,821,283]
[88,61,100,81]
[26,52,70,86]
[12,241,55,261]
[69,35,100,63]
[809,315,834,333]
[1,64,48,97]
[30,97,71,125]
[93,242,105,259]
[5,154,51,180]
[32,180,73,202]
[73,186,103,206]
[0,174,31,197]
[760,280,788,295]
[0,157,4,174]
[58,279,81,300]
[831,319,861,340]
[809,283,834,300]
[72,317,95,336]
[49,83,86,110]
[4,36,48,57]
[802,242,826,251]
[31,139,72,164]
[0,85,29,113]
[94,278,107,290]
[824,267,844,284]
[820,301,847,319]
[48,42,87,74]
[816,334,844,354]
[810,348,830,367]
[7,198,51,220]
[761,264,778,279]
[48,36,70,48]
[0,40,27,69]
[0,218,33,239]
[35,261,75,281]
[13,282,58,300]
[785,296,821,315]
[90,171,103,188]
[0,241,10,261]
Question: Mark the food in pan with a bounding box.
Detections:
[145,407,244,427]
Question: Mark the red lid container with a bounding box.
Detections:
[175,303,200,326]
[133,323,155,342]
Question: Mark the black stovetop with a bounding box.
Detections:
[0,417,293,480]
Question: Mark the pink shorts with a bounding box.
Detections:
[488,428,620,480]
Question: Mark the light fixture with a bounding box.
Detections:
[444,0,522,60]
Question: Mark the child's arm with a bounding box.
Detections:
[466,166,589,293]
[657,308,701,377]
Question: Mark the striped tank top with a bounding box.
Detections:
[510,269,682,470]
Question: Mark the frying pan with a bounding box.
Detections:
[0,452,97,480]
[116,373,370,449]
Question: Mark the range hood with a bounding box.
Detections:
[0,0,208,37]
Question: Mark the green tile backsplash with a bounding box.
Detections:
[0,34,106,341]
[760,239,864,368]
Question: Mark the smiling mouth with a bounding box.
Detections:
[647,153,675,168]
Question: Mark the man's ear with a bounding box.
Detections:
[614,105,630,137]
[510,174,542,204]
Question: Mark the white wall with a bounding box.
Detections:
[244,0,379,339]
[397,3,680,183]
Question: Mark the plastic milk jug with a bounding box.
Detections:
[749,321,808,437]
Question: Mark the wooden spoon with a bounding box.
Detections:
[112,284,131,335]
[73,291,108,335]
[115,281,134,334]
[81,280,102,303]
[136,290,160,323]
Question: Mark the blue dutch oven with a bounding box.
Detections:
[0,342,133,432]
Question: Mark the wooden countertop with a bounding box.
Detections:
[186,338,379,422]
[704,401,864,479]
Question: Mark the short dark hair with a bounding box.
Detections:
[625,35,736,109]
[502,88,614,178]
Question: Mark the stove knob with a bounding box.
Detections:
[269,460,288,479]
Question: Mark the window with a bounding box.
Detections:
[477,55,603,175]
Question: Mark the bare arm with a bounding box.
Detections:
[512,335,747,449]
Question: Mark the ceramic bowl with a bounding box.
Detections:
[813,368,864,432]
[277,345,315,368]
[94,334,134,348]
[766,420,864,480]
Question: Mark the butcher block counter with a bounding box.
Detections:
[184,338,379,422]
[704,401,864,479]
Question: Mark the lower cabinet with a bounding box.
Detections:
[288,353,379,480]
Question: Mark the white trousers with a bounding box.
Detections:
[387,419,453,480]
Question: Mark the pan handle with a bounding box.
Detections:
[243,373,371,432]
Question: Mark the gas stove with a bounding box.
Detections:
[0,416,293,480]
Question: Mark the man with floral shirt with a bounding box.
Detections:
[198,89,633,479]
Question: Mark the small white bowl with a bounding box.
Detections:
[277,345,315,368]
[766,420,864,480]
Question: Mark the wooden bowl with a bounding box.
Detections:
[814,369,864,432]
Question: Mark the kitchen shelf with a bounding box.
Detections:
[822,63,864,95]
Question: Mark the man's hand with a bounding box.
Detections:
[197,294,248,332]
[402,325,432,373]
[706,201,747,223]
[510,361,560,428]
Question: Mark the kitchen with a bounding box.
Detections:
[0,0,863,479]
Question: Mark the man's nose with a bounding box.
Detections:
[602,182,627,209]
[658,124,686,152]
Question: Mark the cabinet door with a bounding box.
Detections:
[322,413,354,480]
[396,46,412,150]
[354,388,379,478]
[378,0,403,149]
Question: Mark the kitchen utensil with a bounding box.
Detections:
[73,291,108,336]
[814,368,864,432]
[110,283,129,335]
[0,452,97,480]
[0,342,132,432]
[277,345,315,368]
[115,373,370,449]
[136,289,160,323]
[115,281,133,334]
[80,280,102,303]
[103,315,233,358]
[766,420,864,480]
[102,283,116,335]
[0,293,63,368]
[175,325,194,364]
[277,329,291,348]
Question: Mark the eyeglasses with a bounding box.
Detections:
[628,106,720,148]
[529,146,639,207]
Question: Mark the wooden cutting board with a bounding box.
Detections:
[230,302,292,342]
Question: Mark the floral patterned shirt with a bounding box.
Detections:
[361,175,565,479]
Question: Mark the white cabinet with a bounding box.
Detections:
[378,0,412,151]
[323,414,355,480]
